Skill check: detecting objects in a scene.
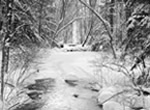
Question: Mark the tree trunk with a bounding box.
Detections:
[0,0,3,31]
[51,0,65,47]
[1,0,13,104]
[72,20,80,44]
[72,1,80,44]
[82,0,96,47]
[38,0,43,35]
[82,21,92,47]
[110,0,114,32]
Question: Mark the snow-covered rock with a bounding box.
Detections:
[98,86,118,104]
[99,86,117,94]
[130,95,150,109]
[117,92,150,109]
[0,100,2,110]
[132,95,145,108]
[98,91,115,104]
[117,92,136,107]
[103,101,130,110]
[121,93,149,109]
[144,96,150,109]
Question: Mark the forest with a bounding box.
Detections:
[0,0,150,110]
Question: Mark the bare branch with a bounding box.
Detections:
[0,81,15,88]
[78,0,111,36]
[78,0,116,58]
[55,16,84,36]
[51,0,66,46]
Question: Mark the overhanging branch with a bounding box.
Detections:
[78,0,112,40]
[78,0,116,58]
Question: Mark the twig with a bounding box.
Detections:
[0,81,15,88]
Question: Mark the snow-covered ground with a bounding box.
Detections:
[35,50,97,80]
[1,47,150,110]
[28,48,143,110]
[29,48,150,110]
[26,48,102,110]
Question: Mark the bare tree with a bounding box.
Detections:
[78,0,116,58]
[38,0,44,35]
[82,0,97,47]
[51,0,66,47]
[1,0,13,109]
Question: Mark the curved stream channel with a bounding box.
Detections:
[13,50,101,110]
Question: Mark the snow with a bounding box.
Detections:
[22,49,101,110]
[32,48,145,110]
[1,47,150,110]
[22,49,103,110]
[103,101,130,110]
[98,86,118,104]
[34,49,98,80]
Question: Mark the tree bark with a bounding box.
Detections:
[110,0,114,32]
[51,0,65,47]
[1,0,13,104]
[72,21,78,44]
[38,0,43,35]
[82,0,96,47]
[0,0,3,31]
[82,20,92,47]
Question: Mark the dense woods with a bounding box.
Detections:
[0,0,150,110]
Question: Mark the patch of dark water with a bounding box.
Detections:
[12,78,55,110]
